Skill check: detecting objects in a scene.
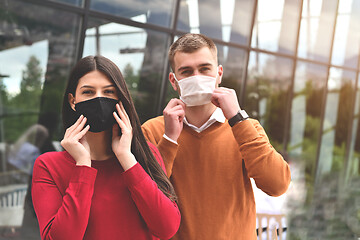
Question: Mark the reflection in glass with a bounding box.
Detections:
[83,18,170,122]
[177,0,255,45]
[331,0,360,68]
[317,68,356,180]
[346,75,360,184]
[245,52,293,150]
[298,0,338,62]
[0,0,80,237]
[288,62,327,203]
[219,46,247,100]
[90,0,174,28]
[291,68,359,239]
[251,0,301,55]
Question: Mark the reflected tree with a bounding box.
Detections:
[4,55,42,143]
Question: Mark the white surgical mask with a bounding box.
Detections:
[173,69,219,106]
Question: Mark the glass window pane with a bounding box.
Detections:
[219,46,248,99]
[331,0,360,68]
[251,0,301,55]
[245,52,293,150]
[287,62,327,204]
[90,0,175,28]
[298,0,338,62]
[83,18,170,122]
[0,0,81,236]
[346,74,360,182]
[177,0,256,45]
[317,68,357,180]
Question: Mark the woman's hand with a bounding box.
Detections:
[112,102,137,170]
[61,115,91,166]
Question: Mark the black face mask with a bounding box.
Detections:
[75,97,118,133]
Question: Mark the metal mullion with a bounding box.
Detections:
[156,0,182,115]
[22,0,86,14]
[282,0,304,155]
[88,10,174,35]
[314,0,340,184]
[75,0,90,62]
[239,0,258,106]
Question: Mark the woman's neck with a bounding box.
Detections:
[86,130,114,160]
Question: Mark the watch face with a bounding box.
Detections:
[239,110,249,119]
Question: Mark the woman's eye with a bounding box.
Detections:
[82,90,93,94]
[104,89,115,94]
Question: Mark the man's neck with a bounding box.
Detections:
[185,103,217,128]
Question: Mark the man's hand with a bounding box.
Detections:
[163,99,186,142]
[211,87,241,119]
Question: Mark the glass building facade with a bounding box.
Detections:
[0,0,359,239]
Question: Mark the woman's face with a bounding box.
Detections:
[68,70,119,110]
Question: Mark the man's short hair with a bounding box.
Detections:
[168,33,218,71]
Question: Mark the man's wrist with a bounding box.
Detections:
[228,110,249,127]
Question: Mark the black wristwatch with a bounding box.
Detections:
[228,110,249,127]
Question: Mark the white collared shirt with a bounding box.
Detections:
[163,108,226,144]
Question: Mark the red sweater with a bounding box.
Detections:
[32,143,180,240]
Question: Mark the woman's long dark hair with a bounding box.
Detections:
[62,55,177,201]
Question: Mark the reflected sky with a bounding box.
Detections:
[0,40,48,94]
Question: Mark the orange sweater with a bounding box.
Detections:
[142,117,291,240]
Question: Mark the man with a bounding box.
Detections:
[142,33,291,240]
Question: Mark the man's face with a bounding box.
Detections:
[170,47,222,92]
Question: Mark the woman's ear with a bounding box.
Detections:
[68,93,76,111]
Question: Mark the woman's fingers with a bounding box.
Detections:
[116,103,132,129]
[64,115,88,141]
[75,124,90,140]
[113,111,126,130]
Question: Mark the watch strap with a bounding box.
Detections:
[228,110,249,127]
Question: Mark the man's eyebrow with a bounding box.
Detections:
[177,63,212,72]
[198,63,212,67]
[177,66,192,72]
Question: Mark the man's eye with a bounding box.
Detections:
[200,67,210,72]
[181,70,192,75]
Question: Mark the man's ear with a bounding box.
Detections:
[217,65,223,85]
[68,93,76,111]
[169,72,179,92]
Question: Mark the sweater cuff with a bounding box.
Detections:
[232,119,260,146]
[123,163,148,187]
[70,166,97,185]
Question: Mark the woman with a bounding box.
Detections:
[32,55,180,240]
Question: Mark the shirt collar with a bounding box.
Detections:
[183,108,225,133]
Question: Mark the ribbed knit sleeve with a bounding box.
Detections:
[32,155,97,240]
[123,162,181,239]
[232,119,291,196]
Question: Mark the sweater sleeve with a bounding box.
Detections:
[142,123,178,177]
[122,162,180,239]
[232,119,291,196]
[32,156,97,240]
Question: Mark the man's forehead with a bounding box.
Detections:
[173,48,217,71]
